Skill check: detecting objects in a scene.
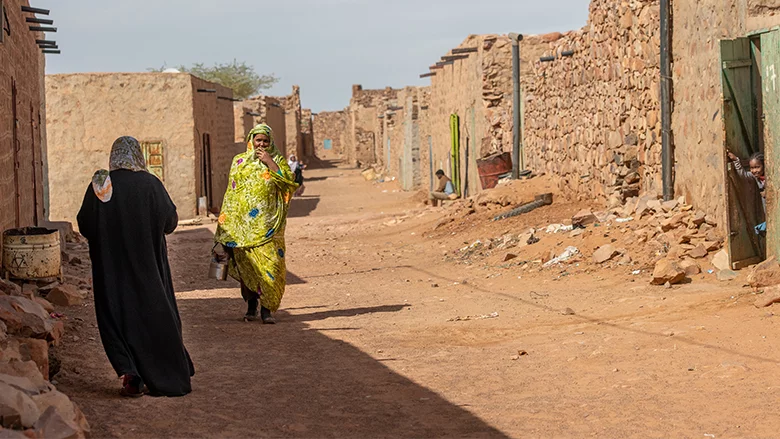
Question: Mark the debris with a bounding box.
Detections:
[177,218,202,227]
[661,213,686,232]
[661,200,679,212]
[504,253,518,262]
[543,247,580,268]
[651,259,686,285]
[572,209,598,227]
[712,250,730,271]
[631,270,642,275]
[0,279,22,297]
[593,245,619,264]
[561,308,576,316]
[526,234,540,245]
[679,259,702,276]
[546,224,573,234]
[448,312,499,322]
[747,257,780,288]
[755,285,780,308]
[688,244,708,259]
[717,269,738,282]
[493,193,553,221]
[615,217,634,223]
[46,285,86,307]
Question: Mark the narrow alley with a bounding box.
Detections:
[50,163,780,438]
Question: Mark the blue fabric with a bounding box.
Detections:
[444,181,454,195]
[756,222,767,235]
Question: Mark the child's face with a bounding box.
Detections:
[749,159,765,178]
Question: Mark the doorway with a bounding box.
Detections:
[720,34,772,268]
[201,133,213,210]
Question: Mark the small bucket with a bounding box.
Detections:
[208,259,229,281]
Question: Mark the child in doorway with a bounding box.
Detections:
[727,150,766,235]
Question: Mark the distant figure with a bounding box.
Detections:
[728,150,766,236]
[77,136,194,398]
[288,154,305,197]
[214,124,298,323]
[429,169,457,207]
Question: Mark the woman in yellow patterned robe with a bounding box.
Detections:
[214,124,298,323]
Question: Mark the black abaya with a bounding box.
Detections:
[77,169,194,397]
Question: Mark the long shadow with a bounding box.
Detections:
[61,298,507,438]
[285,305,407,323]
[288,196,321,218]
[305,158,341,170]
[304,176,329,182]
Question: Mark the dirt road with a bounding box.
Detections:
[56,162,780,438]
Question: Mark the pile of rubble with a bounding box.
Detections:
[0,236,91,437]
[446,191,730,286]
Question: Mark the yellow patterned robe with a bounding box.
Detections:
[214,124,298,311]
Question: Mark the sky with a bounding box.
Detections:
[35,0,588,112]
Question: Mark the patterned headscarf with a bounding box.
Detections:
[91,136,148,203]
[246,124,282,159]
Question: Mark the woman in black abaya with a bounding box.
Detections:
[77,136,194,397]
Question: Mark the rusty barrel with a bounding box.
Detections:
[476,152,513,190]
[2,227,61,281]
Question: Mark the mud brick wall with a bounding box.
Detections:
[280,86,303,160]
[301,109,314,160]
[0,0,46,249]
[240,95,288,156]
[522,0,662,208]
[345,85,398,167]
[312,110,347,159]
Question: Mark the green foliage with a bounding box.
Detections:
[148,60,279,99]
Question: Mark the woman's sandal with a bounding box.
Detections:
[119,375,146,398]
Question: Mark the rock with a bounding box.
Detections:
[45,286,85,307]
[15,339,48,381]
[747,257,780,288]
[31,298,53,314]
[0,428,30,438]
[712,250,730,271]
[705,215,718,227]
[572,209,598,227]
[593,245,619,264]
[33,391,90,438]
[0,297,58,341]
[0,359,49,392]
[561,308,576,316]
[705,230,720,242]
[704,241,721,252]
[688,244,708,259]
[661,214,686,232]
[693,211,707,226]
[647,199,662,211]
[20,285,37,301]
[679,259,702,276]
[661,200,679,212]
[0,321,6,343]
[0,380,41,429]
[504,253,518,262]
[618,253,632,265]
[652,259,686,285]
[717,269,738,281]
[755,285,780,308]
[68,256,83,266]
[0,280,22,297]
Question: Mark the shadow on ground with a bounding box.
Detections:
[58,298,507,438]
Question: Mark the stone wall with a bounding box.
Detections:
[522,0,662,208]
[345,85,399,167]
[46,73,233,224]
[233,102,253,143]
[239,95,288,155]
[0,0,46,247]
[280,86,304,160]
[312,110,347,159]
[301,109,314,160]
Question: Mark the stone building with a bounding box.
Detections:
[0,0,48,251]
[237,95,287,154]
[312,110,347,159]
[345,85,399,167]
[281,86,304,160]
[301,109,315,160]
[46,73,235,224]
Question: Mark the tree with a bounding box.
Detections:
[148,60,279,100]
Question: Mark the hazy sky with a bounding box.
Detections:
[36,0,588,112]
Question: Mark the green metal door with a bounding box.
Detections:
[761,30,780,259]
[721,38,764,268]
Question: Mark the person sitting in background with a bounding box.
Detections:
[728,150,766,236]
[429,169,457,207]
